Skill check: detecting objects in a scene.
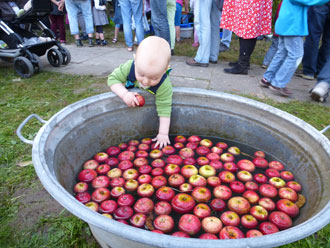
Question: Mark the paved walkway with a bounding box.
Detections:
[3,43,329,107]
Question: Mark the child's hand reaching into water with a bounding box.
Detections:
[152,133,170,149]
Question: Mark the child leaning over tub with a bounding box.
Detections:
[108,36,173,149]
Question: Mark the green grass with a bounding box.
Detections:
[0,29,329,247]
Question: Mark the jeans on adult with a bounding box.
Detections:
[219,10,232,48]
[264,36,304,88]
[302,4,330,77]
[65,0,94,35]
[263,36,279,66]
[119,0,144,47]
[195,0,220,63]
[317,57,330,84]
[150,0,171,45]
[167,0,176,49]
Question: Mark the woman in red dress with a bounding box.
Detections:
[221,0,272,74]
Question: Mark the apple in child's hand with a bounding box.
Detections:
[135,94,145,107]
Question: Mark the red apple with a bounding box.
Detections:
[199,233,218,239]
[209,160,223,170]
[237,170,253,182]
[278,187,298,202]
[252,157,268,169]
[114,206,134,220]
[242,190,260,204]
[118,143,128,150]
[246,229,263,238]
[219,226,245,239]
[171,193,196,214]
[269,211,292,230]
[127,145,137,152]
[259,184,278,198]
[172,231,190,238]
[75,192,91,203]
[138,143,150,151]
[216,141,228,150]
[178,214,201,235]
[130,213,147,227]
[206,152,220,161]
[220,211,240,226]
[156,186,175,201]
[276,199,299,217]
[280,170,295,181]
[230,181,245,194]
[99,199,117,213]
[254,150,266,158]
[213,185,232,200]
[191,186,211,203]
[179,183,193,192]
[179,147,195,159]
[167,155,183,165]
[241,214,258,229]
[265,168,280,178]
[245,181,259,191]
[211,146,223,154]
[96,164,111,174]
[228,146,240,156]
[187,135,201,143]
[83,160,99,170]
[133,157,148,167]
[196,146,211,156]
[153,215,174,233]
[136,174,151,185]
[268,161,285,171]
[223,162,238,172]
[141,137,152,145]
[202,216,222,234]
[253,173,268,184]
[228,196,251,215]
[200,138,213,148]
[107,168,122,179]
[149,149,163,159]
[168,174,185,187]
[74,182,88,193]
[110,186,125,198]
[162,145,176,155]
[137,183,154,197]
[93,152,109,163]
[218,171,235,183]
[105,157,119,167]
[92,187,110,202]
[174,142,185,149]
[91,175,110,188]
[287,181,302,192]
[117,193,135,207]
[174,135,187,144]
[78,169,97,182]
[250,205,268,221]
[138,165,152,174]
[207,176,221,187]
[189,174,207,187]
[193,203,211,218]
[220,153,235,162]
[186,142,198,150]
[106,146,121,156]
[258,197,276,211]
[259,222,279,235]
[181,165,198,178]
[154,201,172,215]
[128,139,140,146]
[124,179,139,191]
[151,168,164,177]
[135,150,149,158]
[118,151,135,161]
[210,198,226,212]
[84,201,99,211]
[134,197,154,214]
[269,177,286,188]
[110,177,125,187]
[237,159,255,172]
[122,168,139,180]
[199,165,216,178]
[164,163,180,175]
[183,157,196,165]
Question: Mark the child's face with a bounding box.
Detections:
[135,66,164,88]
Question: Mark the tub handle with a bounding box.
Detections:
[320,125,330,135]
[17,114,47,145]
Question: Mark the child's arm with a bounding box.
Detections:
[153,117,171,149]
[110,83,140,107]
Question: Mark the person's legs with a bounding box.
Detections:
[302,5,328,78]
[317,12,330,74]
[49,14,59,39]
[167,0,176,50]
[131,0,144,44]
[311,58,330,102]
[272,36,304,88]
[119,0,133,48]
[79,0,94,37]
[193,0,200,45]
[65,0,80,37]
[174,2,182,42]
[209,0,220,62]
[113,24,120,42]
[221,28,232,48]
[262,36,279,67]
[150,0,171,45]
[194,0,212,64]
[57,15,66,42]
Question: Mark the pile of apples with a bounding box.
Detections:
[73,135,305,239]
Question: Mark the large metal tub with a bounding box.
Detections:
[18,88,330,248]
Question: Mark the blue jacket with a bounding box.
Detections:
[275,0,329,36]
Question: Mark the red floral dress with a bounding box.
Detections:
[220,0,273,39]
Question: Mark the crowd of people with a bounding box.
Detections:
[48,0,329,103]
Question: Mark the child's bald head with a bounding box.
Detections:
[135,36,171,82]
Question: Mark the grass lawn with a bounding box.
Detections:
[0,26,330,248]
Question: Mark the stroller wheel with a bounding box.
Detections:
[60,47,71,65]
[47,48,63,67]
[31,53,43,73]
[14,56,35,78]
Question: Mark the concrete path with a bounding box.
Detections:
[3,43,329,107]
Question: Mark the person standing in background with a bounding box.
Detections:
[167,0,176,55]
[175,0,189,43]
[50,0,66,44]
[92,0,109,46]
[112,0,123,43]
[150,0,171,45]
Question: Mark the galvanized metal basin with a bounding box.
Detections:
[20,88,330,248]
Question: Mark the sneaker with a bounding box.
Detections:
[186,58,209,67]
[261,64,267,69]
[269,85,292,96]
[88,38,94,47]
[219,43,230,52]
[95,39,101,45]
[260,78,271,88]
[101,40,108,46]
[75,39,83,47]
[301,74,315,80]
[310,81,329,102]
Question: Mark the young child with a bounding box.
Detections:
[108,36,172,148]
[112,0,123,43]
[92,0,109,45]
[260,0,329,96]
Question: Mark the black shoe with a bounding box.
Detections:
[224,65,248,75]
[80,33,88,40]
[88,38,94,47]
[95,39,101,45]
[101,40,108,46]
[75,39,83,47]
[209,60,217,64]
[229,61,250,69]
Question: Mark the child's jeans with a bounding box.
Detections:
[65,0,94,35]
[263,36,304,88]
[262,36,279,66]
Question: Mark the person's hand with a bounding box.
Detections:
[121,92,139,107]
[152,133,170,149]
[58,1,64,11]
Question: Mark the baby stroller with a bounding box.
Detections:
[0,0,70,78]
